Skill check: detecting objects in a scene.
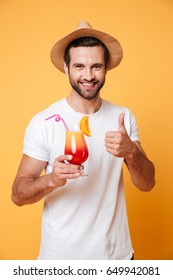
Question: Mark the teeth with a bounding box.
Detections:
[83,83,94,86]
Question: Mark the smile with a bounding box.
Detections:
[80,81,98,89]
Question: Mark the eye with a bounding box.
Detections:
[93,64,102,70]
[75,64,83,69]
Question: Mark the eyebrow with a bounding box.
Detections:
[72,63,104,67]
[92,63,104,67]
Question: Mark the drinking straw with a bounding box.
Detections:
[45,114,69,131]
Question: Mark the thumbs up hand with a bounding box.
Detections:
[105,113,134,158]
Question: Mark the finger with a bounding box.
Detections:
[57,162,81,170]
[60,172,81,179]
[118,113,125,131]
[53,172,81,181]
[55,155,82,169]
[105,131,116,138]
[118,113,128,135]
[54,165,83,174]
[106,147,114,153]
[105,131,122,141]
[56,154,73,163]
[53,165,81,180]
[105,143,114,150]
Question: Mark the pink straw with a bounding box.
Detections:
[45,114,69,131]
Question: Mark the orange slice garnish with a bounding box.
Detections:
[80,116,91,137]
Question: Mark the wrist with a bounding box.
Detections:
[47,173,66,189]
[125,142,139,162]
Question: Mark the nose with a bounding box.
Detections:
[83,68,95,81]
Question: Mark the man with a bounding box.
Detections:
[11,21,155,260]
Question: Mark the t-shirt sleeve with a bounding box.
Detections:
[23,114,49,162]
[127,109,140,142]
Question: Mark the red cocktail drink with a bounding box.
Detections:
[65,131,89,165]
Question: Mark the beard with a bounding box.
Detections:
[68,75,105,100]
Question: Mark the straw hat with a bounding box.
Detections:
[50,21,123,73]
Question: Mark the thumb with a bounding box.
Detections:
[118,113,126,132]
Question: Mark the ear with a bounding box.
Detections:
[64,62,69,75]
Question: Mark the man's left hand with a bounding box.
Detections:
[105,113,135,158]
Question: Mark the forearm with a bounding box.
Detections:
[11,173,64,206]
[125,143,155,191]
[12,154,82,206]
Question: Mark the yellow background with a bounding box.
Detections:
[0,0,173,260]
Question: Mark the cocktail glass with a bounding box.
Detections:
[64,124,89,175]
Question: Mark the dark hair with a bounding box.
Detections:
[64,37,110,69]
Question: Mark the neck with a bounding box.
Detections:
[66,91,102,114]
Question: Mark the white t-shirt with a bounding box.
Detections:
[23,98,139,260]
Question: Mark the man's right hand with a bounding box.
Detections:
[11,154,83,206]
[50,155,83,188]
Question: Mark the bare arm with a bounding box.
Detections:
[11,154,83,206]
[124,141,155,191]
[105,113,155,191]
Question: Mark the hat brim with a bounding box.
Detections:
[50,28,123,73]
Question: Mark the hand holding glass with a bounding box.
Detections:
[45,115,90,176]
